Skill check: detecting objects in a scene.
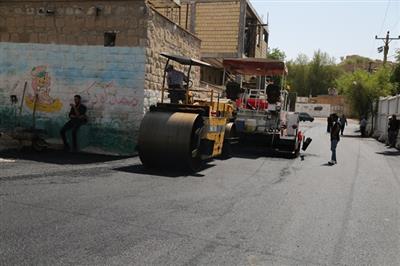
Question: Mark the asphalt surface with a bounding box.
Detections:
[1,119,400,266]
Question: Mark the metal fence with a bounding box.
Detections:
[373,95,400,144]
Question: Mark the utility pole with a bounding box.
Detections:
[375,31,400,65]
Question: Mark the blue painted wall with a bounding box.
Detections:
[0,43,146,155]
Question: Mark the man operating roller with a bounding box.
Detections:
[166,65,188,104]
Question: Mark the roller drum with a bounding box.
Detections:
[138,112,204,170]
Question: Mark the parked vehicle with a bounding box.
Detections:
[296,112,314,122]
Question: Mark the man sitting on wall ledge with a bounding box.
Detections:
[60,95,87,152]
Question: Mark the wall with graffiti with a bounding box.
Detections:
[0,43,145,155]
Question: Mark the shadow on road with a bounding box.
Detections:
[376,150,400,156]
[341,134,363,138]
[226,146,296,160]
[0,148,128,165]
[113,163,215,178]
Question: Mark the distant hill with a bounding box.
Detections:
[339,55,394,73]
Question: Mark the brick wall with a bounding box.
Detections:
[0,0,148,46]
[194,1,241,56]
[255,33,268,58]
[144,7,201,111]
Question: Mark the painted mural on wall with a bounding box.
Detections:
[25,65,63,113]
[0,43,146,155]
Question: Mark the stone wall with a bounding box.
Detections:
[0,0,148,46]
[144,7,201,111]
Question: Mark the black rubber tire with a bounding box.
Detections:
[220,122,236,159]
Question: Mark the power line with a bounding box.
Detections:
[378,0,391,35]
[389,2,400,31]
[368,0,391,58]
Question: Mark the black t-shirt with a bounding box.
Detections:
[266,84,281,104]
[331,122,340,141]
[388,119,399,131]
[69,104,87,122]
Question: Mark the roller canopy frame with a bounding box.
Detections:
[222,58,288,76]
[161,52,212,67]
[160,53,213,104]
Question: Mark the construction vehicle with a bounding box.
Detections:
[137,53,235,171]
[223,58,303,157]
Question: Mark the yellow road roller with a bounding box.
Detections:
[138,53,236,171]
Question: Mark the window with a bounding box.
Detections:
[264,30,269,43]
[104,32,116,47]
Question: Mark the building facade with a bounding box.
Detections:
[0,0,200,155]
[156,0,269,87]
[296,95,352,117]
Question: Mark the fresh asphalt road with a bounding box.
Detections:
[1,119,400,266]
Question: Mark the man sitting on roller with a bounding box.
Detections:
[166,65,188,104]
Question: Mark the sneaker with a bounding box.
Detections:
[328,160,334,165]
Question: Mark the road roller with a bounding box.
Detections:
[138,53,236,171]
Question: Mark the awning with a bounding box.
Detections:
[223,58,287,76]
[161,52,212,67]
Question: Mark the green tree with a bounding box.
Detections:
[307,50,342,96]
[287,54,310,96]
[336,67,394,118]
[390,50,400,94]
[268,48,286,61]
[287,50,342,97]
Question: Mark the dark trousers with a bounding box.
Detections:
[360,126,366,137]
[340,126,345,135]
[331,139,338,162]
[388,130,398,147]
[60,119,86,150]
[168,85,186,104]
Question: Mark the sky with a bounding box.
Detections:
[250,0,400,62]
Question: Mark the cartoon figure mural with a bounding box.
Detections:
[25,66,63,112]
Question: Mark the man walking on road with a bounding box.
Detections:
[329,114,340,165]
[388,114,399,148]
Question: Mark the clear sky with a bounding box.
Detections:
[250,0,400,62]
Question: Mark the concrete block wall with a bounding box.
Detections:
[0,43,145,155]
[373,95,400,147]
